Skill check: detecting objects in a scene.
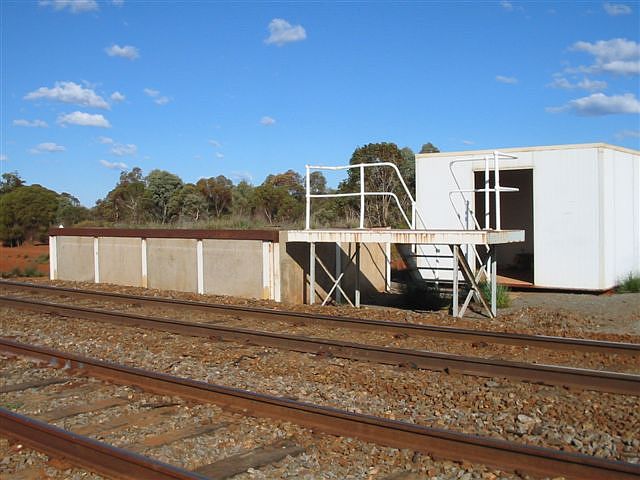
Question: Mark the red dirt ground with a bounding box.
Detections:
[0,243,49,276]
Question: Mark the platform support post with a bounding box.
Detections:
[355,242,361,308]
[335,242,342,304]
[452,245,459,317]
[309,242,316,305]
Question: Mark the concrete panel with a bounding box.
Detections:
[202,239,264,298]
[147,238,197,293]
[56,236,94,282]
[98,237,142,287]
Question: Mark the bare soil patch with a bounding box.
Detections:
[0,243,49,276]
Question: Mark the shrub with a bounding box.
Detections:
[617,272,640,293]
[23,266,43,277]
[479,281,511,308]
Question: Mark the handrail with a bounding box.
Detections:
[305,162,418,230]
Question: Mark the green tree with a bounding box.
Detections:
[168,183,207,222]
[338,142,414,227]
[309,171,327,194]
[0,184,59,245]
[57,192,90,226]
[146,169,183,223]
[95,167,150,224]
[231,180,255,217]
[253,170,304,225]
[1,172,25,195]
[196,175,233,218]
[419,142,440,154]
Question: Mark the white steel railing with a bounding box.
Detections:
[305,162,426,230]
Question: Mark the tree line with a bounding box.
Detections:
[0,142,439,246]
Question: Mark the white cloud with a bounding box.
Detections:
[105,44,139,60]
[215,152,224,159]
[548,76,608,91]
[98,136,114,144]
[500,1,514,11]
[615,129,640,139]
[496,75,518,84]
[111,143,137,156]
[260,116,276,126]
[265,18,306,46]
[13,119,48,128]
[110,91,126,102]
[100,159,128,170]
[231,171,253,183]
[25,81,109,109]
[144,88,171,105]
[547,92,640,116]
[462,140,475,145]
[208,139,221,147]
[604,3,632,15]
[39,0,98,13]
[112,0,124,5]
[0,154,8,161]
[58,111,111,127]
[571,38,640,75]
[29,142,66,154]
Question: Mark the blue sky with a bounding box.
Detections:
[1,1,639,206]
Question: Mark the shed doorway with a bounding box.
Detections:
[474,169,534,285]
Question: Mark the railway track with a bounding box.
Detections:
[1,280,638,356]
[2,294,639,395]
[1,338,639,480]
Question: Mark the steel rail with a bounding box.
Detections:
[1,338,638,480]
[1,280,638,356]
[2,295,639,395]
[0,408,209,480]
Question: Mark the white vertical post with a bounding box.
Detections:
[359,164,365,229]
[494,151,501,231]
[452,245,459,317]
[484,155,490,229]
[262,241,271,300]
[93,237,100,283]
[491,247,497,316]
[309,242,316,304]
[305,165,311,230]
[196,239,204,295]
[385,242,391,292]
[355,242,361,307]
[272,242,281,302]
[335,242,342,304]
[49,236,57,280]
[141,238,148,288]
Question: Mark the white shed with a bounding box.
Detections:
[415,143,640,291]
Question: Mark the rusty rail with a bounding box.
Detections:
[1,280,638,356]
[1,295,639,395]
[0,408,208,480]
[1,338,638,480]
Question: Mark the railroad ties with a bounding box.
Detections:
[1,280,639,479]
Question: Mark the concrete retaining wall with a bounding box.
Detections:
[50,228,387,305]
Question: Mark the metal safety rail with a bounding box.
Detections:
[303,155,521,317]
[2,338,639,479]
